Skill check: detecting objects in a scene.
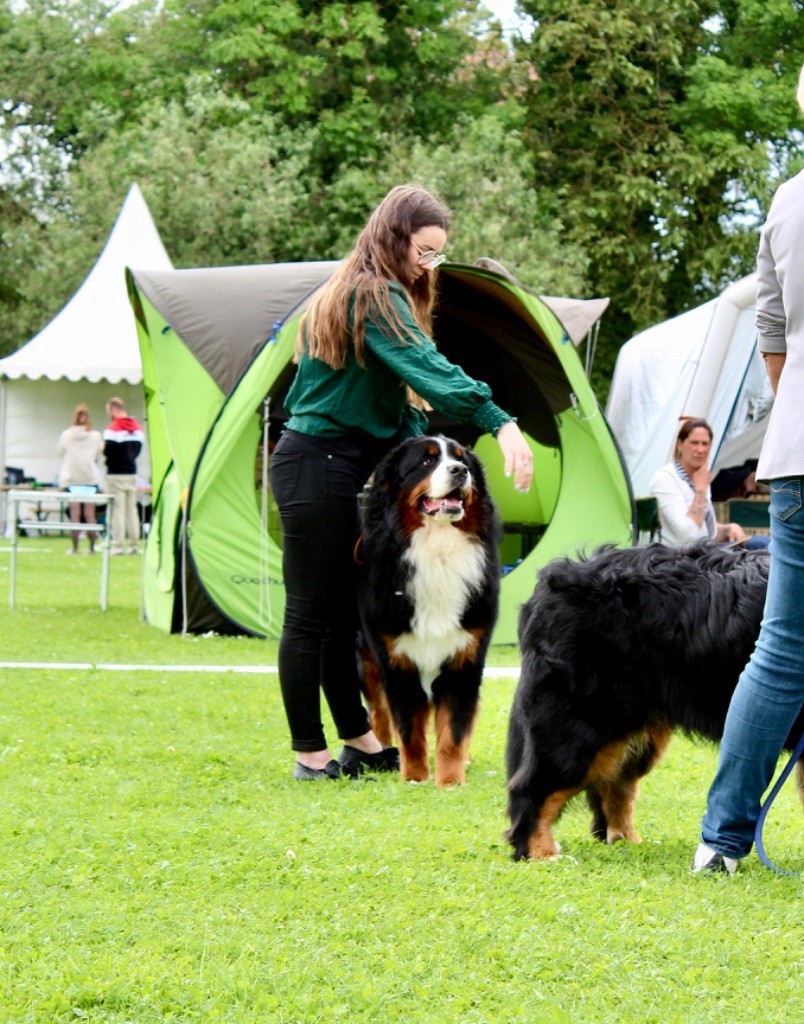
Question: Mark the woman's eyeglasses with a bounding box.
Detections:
[412,240,446,269]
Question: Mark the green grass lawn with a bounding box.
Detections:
[0,537,801,1023]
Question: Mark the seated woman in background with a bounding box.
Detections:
[650,418,770,550]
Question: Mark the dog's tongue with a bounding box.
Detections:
[423,496,463,514]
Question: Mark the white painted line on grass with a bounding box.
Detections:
[0,662,275,674]
[97,663,276,674]
[0,662,95,670]
[0,661,520,678]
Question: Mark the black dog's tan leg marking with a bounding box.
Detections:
[583,738,644,844]
[610,723,673,844]
[528,788,583,860]
[597,779,642,844]
[521,739,643,859]
[646,723,672,765]
[594,726,674,845]
[606,724,671,844]
[434,702,476,787]
[360,649,394,747]
[399,704,431,782]
[594,736,646,844]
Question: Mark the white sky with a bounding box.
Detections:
[483,0,518,28]
[481,1,533,39]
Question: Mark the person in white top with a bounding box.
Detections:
[649,418,768,550]
[57,403,103,555]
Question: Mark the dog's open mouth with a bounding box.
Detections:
[421,491,465,517]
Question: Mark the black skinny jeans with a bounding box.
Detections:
[270,430,385,752]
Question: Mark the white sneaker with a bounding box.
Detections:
[110,547,125,556]
[65,548,77,556]
[691,842,739,876]
[128,547,139,555]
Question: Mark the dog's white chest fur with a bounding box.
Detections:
[392,521,486,697]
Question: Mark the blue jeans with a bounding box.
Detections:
[701,476,804,859]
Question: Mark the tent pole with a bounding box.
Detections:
[0,382,6,535]
[180,504,189,636]
[259,397,271,630]
[584,321,601,379]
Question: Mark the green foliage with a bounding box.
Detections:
[2,0,804,390]
[68,79,321,268]
[317,112,589,295]
[0,0,529,356]
[517,0,804,391]
[0,0,166,149]
[134,0,513,175]
[0,82,580,355]
[0,537,801,1022]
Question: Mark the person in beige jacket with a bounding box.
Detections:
[58,403,103,554]
[692,65,804,875]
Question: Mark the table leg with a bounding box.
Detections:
[9,497,18,610]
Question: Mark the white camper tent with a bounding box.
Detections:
[0,183,172,489]
[606,274,772,497]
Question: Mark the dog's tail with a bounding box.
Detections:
[505,648,596,859]
[505,654,551,860]
[505,726,540,860]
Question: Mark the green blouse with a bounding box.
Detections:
[285,281,511,441]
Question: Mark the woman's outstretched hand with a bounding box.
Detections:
[496,421,533,493]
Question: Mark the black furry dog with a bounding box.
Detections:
[506,542,804,860]
[357,435,501,786]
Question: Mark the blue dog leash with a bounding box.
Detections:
[754,732,804,876]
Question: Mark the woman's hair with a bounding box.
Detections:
[674,417,712,458]
[296,185,451,369]
[72,403,92,429]
[797,62,804,114]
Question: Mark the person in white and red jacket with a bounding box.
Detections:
[102,396,144,555]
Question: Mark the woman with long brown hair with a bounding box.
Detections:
[270,184,532,780]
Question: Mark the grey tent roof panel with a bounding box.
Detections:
[129,261,338,395]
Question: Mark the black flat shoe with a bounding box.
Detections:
[292,759,342,780]
[338,745,400,777]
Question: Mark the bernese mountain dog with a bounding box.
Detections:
[505,542,804,860]
[357,435,501,786]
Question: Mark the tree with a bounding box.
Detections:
[516,0,804,390]
[0,1,535,354]
[155,0,515,176]
[0,74,581,357]
[315,113,588,296]
[0,78,324,358]
[0,1,173,152]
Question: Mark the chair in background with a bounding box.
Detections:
[635,496,662,544]
[726,497,771,537]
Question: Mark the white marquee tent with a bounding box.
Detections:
[605,274,773,498]
[0,183,172,489]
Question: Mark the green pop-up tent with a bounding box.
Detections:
[127,261,635,645]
